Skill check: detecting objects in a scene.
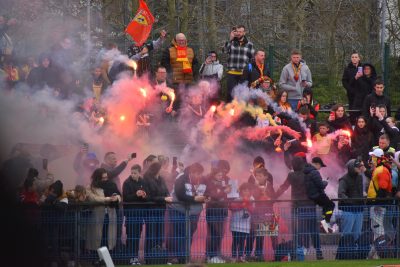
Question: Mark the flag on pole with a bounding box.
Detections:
[125,0,155,46]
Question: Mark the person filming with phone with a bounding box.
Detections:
[199,51,223,81]
[362,80,391,119]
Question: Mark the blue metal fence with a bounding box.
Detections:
[35,200,400,265]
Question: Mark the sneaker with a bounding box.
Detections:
[330,223,339,233]
[208,256,225,263]
[129,257,140,265]
[320,219,330,233]
[239,256,247,263]
[316,253,324,260]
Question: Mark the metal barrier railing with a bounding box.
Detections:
[30,200,400,265]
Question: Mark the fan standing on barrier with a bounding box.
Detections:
[304,157,337,233]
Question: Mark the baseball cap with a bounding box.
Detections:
[311,157,327,167]
[369,148,384,158]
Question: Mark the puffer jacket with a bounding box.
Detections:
[304,164,327,199]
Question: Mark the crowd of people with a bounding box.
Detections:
[1,19,400,265]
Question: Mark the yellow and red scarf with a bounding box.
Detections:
[292,63,301,81]
[176,45,192,74]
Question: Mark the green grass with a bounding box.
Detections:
[120,259,400,267]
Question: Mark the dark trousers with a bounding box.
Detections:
[232,231,249,258]
[312,194,335,223]
[245,229,277,259]
[226,73,242,102]
[144,208,166,262]
[295,206,322,255]
[125,209,145,257]
[206,215,226,258]
[168,209,199,264]
[100,214,110,249]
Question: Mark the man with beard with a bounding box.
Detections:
[223,25,255,102]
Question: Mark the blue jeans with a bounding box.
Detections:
[340,211,363,241]
[288,99,299,110]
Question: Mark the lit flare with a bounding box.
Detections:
[127,60,137,71]
[120,115,126,121]
[140,88,147,98]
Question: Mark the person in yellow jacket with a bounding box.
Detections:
[367,148,395,241]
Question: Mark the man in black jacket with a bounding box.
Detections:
[338,159,366,241]
[362,80,391,118]
[101,151,133,250]
[304,157,336,233]
[241,50,271,89]
[342,52,362,109]
[122,164,147,265]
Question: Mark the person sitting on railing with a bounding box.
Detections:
[168,162,207,264]
[327,104,352,133]
[304,157,336,234]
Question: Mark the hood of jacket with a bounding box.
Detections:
[345,159,358,177]
[362,63,377,79]
[303,163,316,175]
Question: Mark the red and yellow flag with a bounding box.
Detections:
[125,0,155,46]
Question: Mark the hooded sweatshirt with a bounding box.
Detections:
[338,159,364,210]
[351,63,377,109]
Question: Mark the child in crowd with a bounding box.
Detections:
[312,122,332,157]
[249,167,277,261]
[230,182,254,262]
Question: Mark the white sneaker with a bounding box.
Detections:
[209,256,226,263]
[330,223,339,233]
[320,219,330,233]
[129,257,140,265]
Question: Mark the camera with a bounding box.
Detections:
[131,153,137,159]
[371,103,376,110]
[231,26,237,31]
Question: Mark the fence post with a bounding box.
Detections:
[268,44,274,80]
[185,205,191,263]
[74,206,80,263]
[383,43,390,97]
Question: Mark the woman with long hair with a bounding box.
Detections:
[85,168,120,253]
[327,104,352,132]
[143,162,171,264]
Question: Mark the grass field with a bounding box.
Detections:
[135,259,400,267]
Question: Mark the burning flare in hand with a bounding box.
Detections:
[139,88,147,98]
